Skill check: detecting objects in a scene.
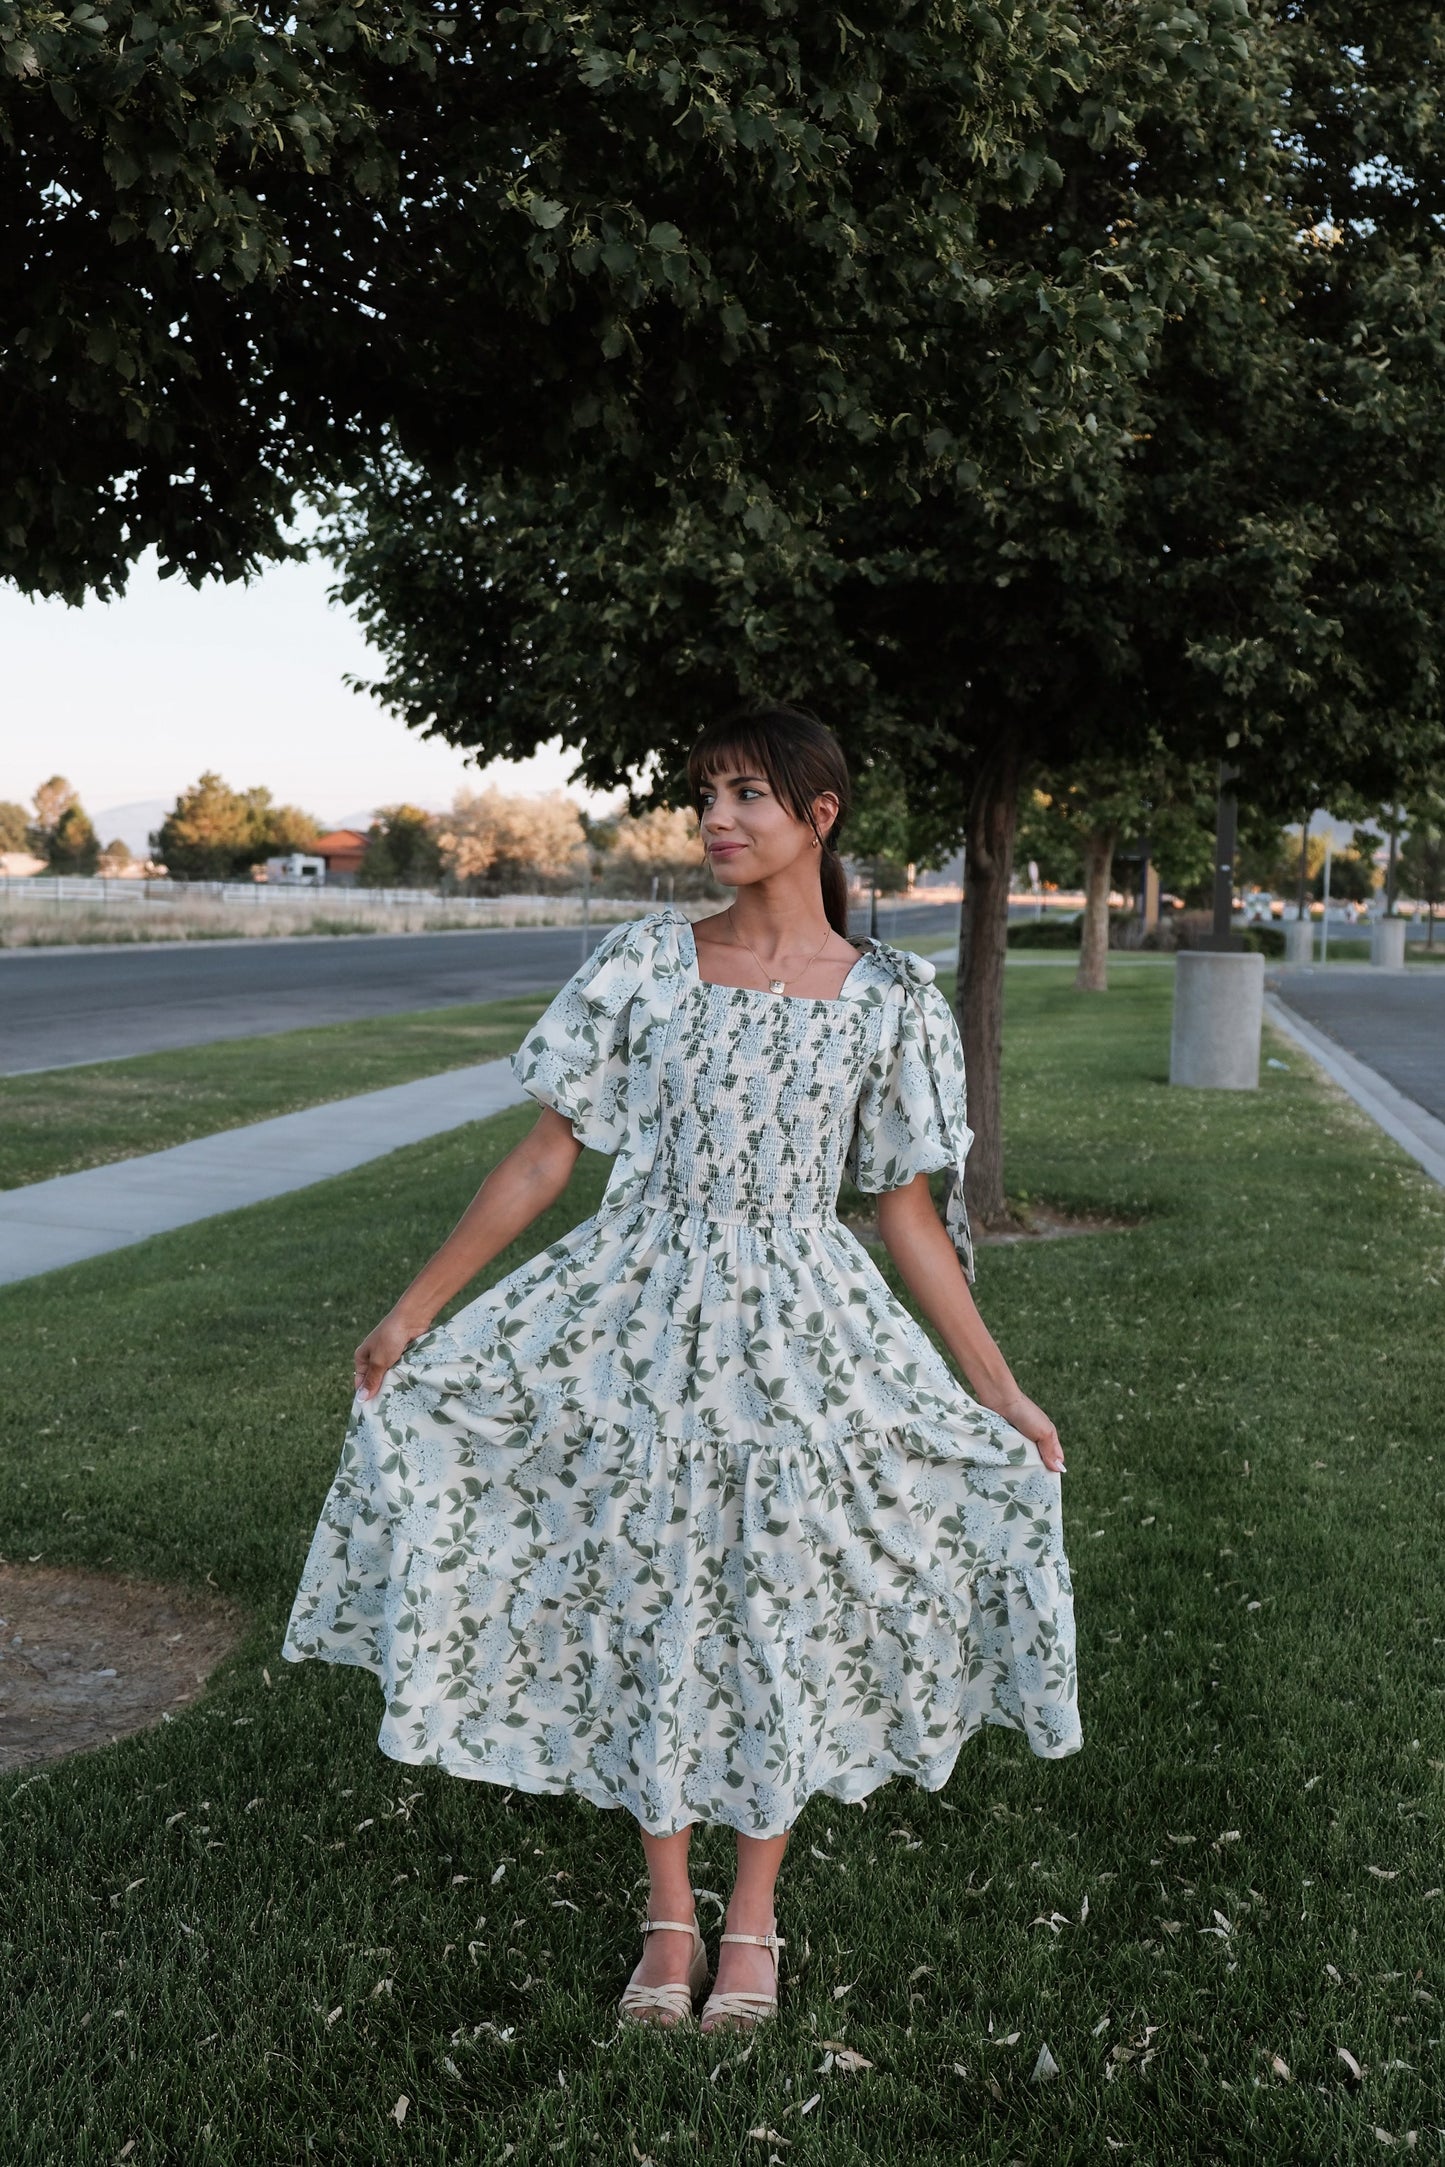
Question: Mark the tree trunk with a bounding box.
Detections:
[955,733,1028,1227]
[1075,823,1117,992]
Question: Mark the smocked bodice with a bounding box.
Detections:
[643,978,875,1224]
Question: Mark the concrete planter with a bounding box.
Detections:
[1169,950,1265,1089]
[1283,919,1315,966]
[1371,917,1407,969]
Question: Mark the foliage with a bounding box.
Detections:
[46,802,99,875]
[0,799,31,853]
[1007,915,1082,949]
[1240,823,1323,898]
[25,773,80,859]
[2,0,1130,604]
[23,774,99,871]
[2,975,1442,2157]
[436,787,585,893]
[322,6,1342,1211]
[358,804,442,890]
[1312,847,1375,905]
[152,773,320,881]
[596,800,709,899]
[97,837,135,873]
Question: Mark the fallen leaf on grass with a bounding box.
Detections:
[1032,2043,1060,2083]
[1338,2048,1363,2083]
[1270,2055,1291,2081]
[390,2096,408,2126]
[745,2133,788,2147]
[1367,1867,1399,1881]
[818,2046,873,2075]
[831,1981,856,2001]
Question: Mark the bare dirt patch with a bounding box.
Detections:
[0,1562,244,1772]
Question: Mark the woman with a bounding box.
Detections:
[282,705,1080,2036]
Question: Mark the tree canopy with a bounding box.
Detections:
[152,773,319,879]
[2,0,1133,602]
[330,6,1445,1211]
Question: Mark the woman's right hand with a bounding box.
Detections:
[353,1308,428,1402]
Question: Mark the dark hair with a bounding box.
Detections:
[684,704,853,936]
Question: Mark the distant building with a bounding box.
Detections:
[264,852,328,886]
[0,852,48,878]
[311,829,370,886]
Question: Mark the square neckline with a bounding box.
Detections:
[680,913,874,1007]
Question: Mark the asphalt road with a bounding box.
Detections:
[1270,966,1445,1121]
[0,901,963,1073]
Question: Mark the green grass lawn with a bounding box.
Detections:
[0,995,552,1191]
[1,970,1441,2164]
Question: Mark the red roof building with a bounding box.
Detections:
[312,829,370,885]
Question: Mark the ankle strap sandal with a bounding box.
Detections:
[700,1926,785,2034]
[619,1914,710,2029]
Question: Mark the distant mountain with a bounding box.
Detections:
[92,799,169,856]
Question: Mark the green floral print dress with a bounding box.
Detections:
[281,906,1080,1836]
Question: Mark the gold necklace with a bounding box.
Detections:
[725,907,837,994]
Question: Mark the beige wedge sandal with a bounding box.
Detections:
[619,1913,711,2030]
[699,1923,785,2034]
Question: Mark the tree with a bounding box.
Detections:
[330,6,1300,1216]
[334,10,1445,1219]
[27,774,79,855]
[27,775,100,871]
[359,806,442,889]
[435,789,585,893]
[47,802,100,875]
[98,836,135,873]
[1313,848,1375,906]
[1398,806,1445,947]
[1017,752,1218,992]
[601,804,704,898]
[152,773,318,879]
[0,801,28,853]
[3,0,1120,602]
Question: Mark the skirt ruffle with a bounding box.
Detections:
[282,1198,1081,1836]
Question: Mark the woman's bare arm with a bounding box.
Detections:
[875,1173,1066,1473]
[353,1108,583,1399]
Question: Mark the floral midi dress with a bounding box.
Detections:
[281,906,1080,1836]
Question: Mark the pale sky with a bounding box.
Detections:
[2,548,638,850]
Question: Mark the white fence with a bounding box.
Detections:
[0,878,619,913]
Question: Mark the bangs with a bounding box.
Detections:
[685,718,792,815]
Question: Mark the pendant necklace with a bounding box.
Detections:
[725,907,836,994]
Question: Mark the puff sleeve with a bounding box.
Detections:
[509,916,649,1155]
[844,962,977,1281]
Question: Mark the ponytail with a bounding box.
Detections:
[819,835,850,938]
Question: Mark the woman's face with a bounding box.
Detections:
[695,760,839,886]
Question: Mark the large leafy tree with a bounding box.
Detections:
[152,773,318,879]
[333,4,1445,1218]
[328,2,1297,1215]
[2,0,1128,600]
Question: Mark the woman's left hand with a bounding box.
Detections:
[976,1385,1066,1474]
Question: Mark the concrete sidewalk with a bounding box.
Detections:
[0,1060,528,1287]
